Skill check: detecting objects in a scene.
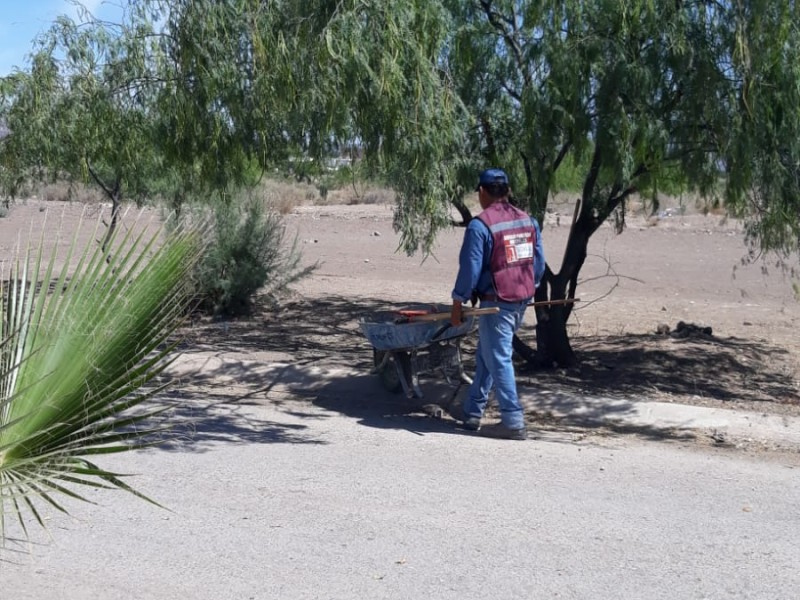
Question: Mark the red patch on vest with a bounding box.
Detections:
[503,232,534,263]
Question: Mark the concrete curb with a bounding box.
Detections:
[522,388,800,449]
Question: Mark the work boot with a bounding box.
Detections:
[447,404,481,431]
[478,422,528,441]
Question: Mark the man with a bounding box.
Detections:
[450,168,545,440]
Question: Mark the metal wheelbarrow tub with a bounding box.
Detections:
[358,304,497,399]
[359,313,474,352]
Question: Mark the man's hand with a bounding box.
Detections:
[450,300,464,327]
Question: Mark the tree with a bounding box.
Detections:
[433,0,800,367]
[148,0,800,367]
[6,1,798,366]
[0,211,207,542]
[145,0,466,253]
[0,3,316,317]
[0,6,166,246]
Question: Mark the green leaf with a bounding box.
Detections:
[0,209,206,542]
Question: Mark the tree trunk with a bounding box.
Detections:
[535,281,578,367]
[101,179,122,254]
[515,209,592,369]
[87,164,122,254]
[451,198,473,225]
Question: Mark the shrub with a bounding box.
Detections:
[194,193,316,316]
[359,188,396,205]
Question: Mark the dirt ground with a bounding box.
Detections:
[2,197,800,429]
[283,199,800,419]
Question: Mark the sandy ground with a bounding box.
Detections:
[2,199,800,599]
[281,200,800,417]
[2,197,799,423]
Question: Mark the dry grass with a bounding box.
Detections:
[257,178,396,214]
[34,181,106,204]
[4,177,397,218]
[547,191,714,217]
[259,179,321,214]
[353,188,396,205]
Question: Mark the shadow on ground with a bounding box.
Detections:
[159,347,479,449]
[145,294,800,449]
[518,331,800,407]
[151,389,327,452]
[178,295,388,368]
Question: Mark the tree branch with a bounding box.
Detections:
[500,80,522,102]
[581,144,603,212]
[520,150,534,201]
[87,162,114,199]
[553,140,573,172]
[479,0,532,89]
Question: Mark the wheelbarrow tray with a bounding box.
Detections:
[358,313,474,351]
[358,304,478,399]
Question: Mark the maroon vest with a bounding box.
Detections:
[476,201,536,302]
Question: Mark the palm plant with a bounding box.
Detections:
[0,208,206,543]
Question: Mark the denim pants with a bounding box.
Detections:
[462,300,527,429]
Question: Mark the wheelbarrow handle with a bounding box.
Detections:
[404,306,500,323]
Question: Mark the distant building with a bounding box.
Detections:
[325,157,352,170]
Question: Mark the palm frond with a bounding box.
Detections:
[0,207,206,542]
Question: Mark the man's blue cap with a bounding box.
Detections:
[475,168,509,191]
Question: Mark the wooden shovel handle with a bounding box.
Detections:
[528,298,580,308]
[406,307,500,322]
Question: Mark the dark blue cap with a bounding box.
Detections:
[475,168,509,191]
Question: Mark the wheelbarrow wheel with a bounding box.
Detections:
[373,350,411,394]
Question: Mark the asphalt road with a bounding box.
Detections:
[2,396,798,600]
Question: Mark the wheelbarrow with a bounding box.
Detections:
[358,304,499,399]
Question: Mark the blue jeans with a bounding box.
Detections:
[462,300,527,429]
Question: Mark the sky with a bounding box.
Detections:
[0,0,125,77]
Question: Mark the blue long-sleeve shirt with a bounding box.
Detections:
[451,216,545,303]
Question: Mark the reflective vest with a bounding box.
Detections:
[476,201,536,302]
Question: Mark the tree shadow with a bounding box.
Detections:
[149,296,490,444]
[520,331,800,407]
[162,330,479,445]
[166,297,736,441]
[308,370,480,439]
[520,388,699,443]
[160,295,773,445]
[148,389,327,453]
[177,295,391,367]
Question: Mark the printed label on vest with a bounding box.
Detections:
[503,232,534,263]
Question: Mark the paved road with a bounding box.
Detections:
[2,393,798,600]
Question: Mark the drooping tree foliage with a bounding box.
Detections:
[143,0,800,366]
[2,0,799,366]
[144,0,466,251]
[721,2,800,252]
[435,0,800,366]
[0,2,319,316]
[0,5,167,243]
